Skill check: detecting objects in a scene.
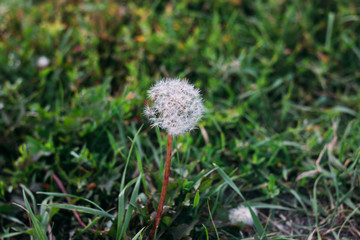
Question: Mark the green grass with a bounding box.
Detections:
[0,0,359,239]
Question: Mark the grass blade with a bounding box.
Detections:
[0,231,27,238]
[117,125,143,240]
[207,200,219,240]
[120,175,142,239]
[325,12,335,50]
[250,203,294,211]
[136,148,148,195]
[44,204,113,219]
[37,192,104,211]
[20,184,37,214]
[337,207,359,238]
[23,190,48,240]
[312,176,322,240]
[202,224,209,240]
[80,216,101,234]
[131,227,145,240]
[214,164,267,239]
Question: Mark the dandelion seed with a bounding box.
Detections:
[229,205,257,227]
[37,56,50,69]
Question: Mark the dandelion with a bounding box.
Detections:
[37,56,50,69]
[146,78,204,239]
[229,205,257,227]
[144,78,205,135]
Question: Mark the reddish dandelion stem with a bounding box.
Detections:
[149,134,173,239]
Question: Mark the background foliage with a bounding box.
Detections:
[0,0,359,239]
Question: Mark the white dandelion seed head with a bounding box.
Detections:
[228,205,257,226]
[37,56,50,69]
[145,78,205,135]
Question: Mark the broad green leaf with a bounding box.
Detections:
[193,190,200,208]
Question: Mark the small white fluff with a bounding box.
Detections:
[37,56,50,68]
[145,78,205,135]
[229,205,257,226]
[8,53,21,69]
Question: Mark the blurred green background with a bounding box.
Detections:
[0,0,359,239]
